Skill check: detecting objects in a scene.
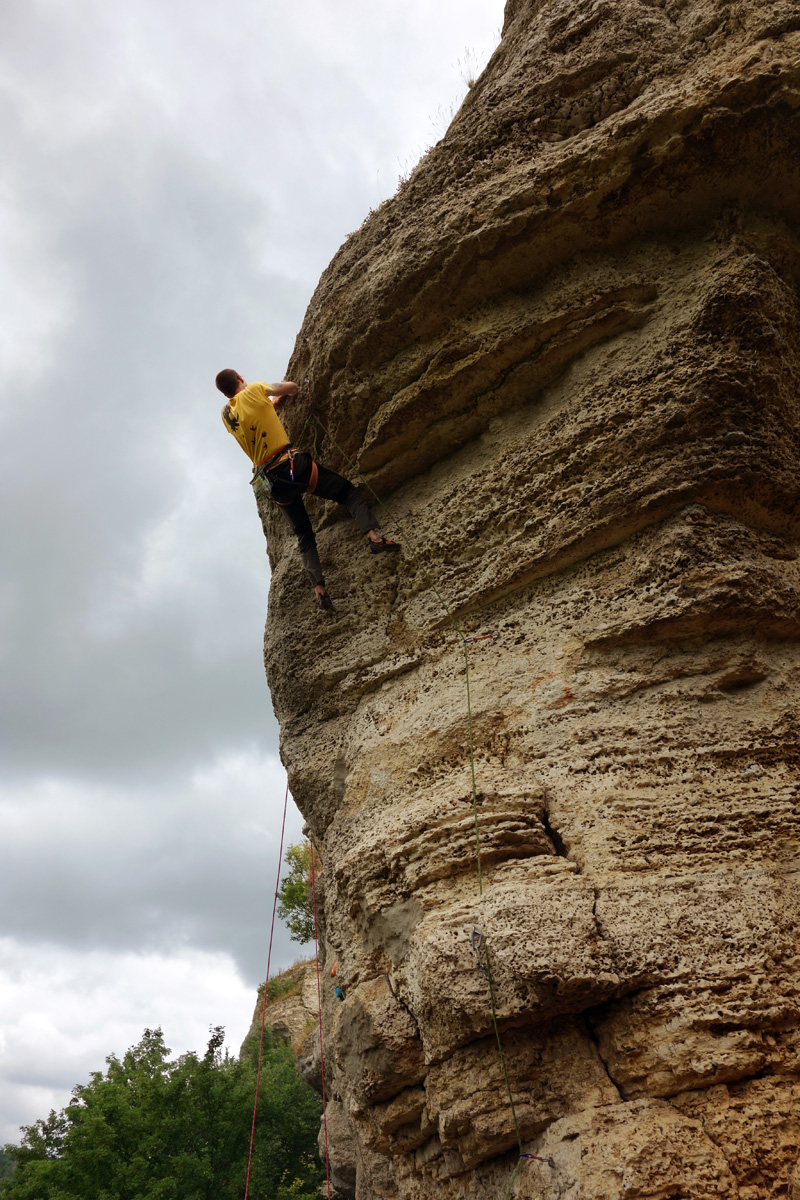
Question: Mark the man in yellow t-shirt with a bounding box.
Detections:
[216,369,400,610]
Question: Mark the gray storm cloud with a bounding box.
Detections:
[0,0,504,1148]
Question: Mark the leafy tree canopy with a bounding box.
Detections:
[277,842,318,945]
[2,1026,323,1200]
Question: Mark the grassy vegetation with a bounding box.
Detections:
[267,975,302,1004]
[253,958,314,1011]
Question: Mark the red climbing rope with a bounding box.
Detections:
[244,779,290,1200]
[310,843,332,1199]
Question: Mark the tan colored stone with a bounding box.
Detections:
[424,1019,618,1172]
[319,1099,358,1197]
[240,960,317,1056]
[523,1099,737,1198]
[332,975,425,1105]
[358,1084,430,1156]
[259,0,800,1195]
[672,1078,800,1197]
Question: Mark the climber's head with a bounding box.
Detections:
[215,368,244,398]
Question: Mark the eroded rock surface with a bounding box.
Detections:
[261,1,800,1195]
[240,960,318,1058]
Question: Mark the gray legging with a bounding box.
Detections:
[264,452,378,586]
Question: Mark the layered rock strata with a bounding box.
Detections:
[261,1,800,1196]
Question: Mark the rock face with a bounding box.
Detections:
[261,1,800,1196]
[240,961,319,1059]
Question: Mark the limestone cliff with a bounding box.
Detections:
[241,961,318,1059]
[260,1,800,1196]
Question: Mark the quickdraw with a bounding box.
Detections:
[470,927,492,981]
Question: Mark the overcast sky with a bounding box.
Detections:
[0,0,505,1147]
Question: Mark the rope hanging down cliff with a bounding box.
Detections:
[310,843,333,1200]
[245,781,333,1200]
[244,781,291,1200]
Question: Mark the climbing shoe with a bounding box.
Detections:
[369,537,401,555]
[316,590,333,611]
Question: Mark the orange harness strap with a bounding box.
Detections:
[255,444,291,470]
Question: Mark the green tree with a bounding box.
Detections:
[0,1151,14,1182]
[2,1026,323,1200]
[276,842,318,944]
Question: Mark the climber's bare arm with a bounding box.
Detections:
[267,380,299,407]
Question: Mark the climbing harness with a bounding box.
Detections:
[252,444,323,503]
[251,445,298,500]
[255,445,292,471]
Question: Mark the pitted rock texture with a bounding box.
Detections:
[261,1,800,1196]
[240,961,318,1058]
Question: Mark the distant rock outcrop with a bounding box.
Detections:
[241,960,318,1059]
[260,1,800,1196]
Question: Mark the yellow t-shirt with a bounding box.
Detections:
[221,382,290,464]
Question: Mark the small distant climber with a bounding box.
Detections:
[216,370,400,610]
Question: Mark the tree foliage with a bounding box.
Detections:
[1,1026,323,1200]
[276,842,317,945]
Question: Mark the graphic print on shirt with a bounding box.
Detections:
[222,404,239,431]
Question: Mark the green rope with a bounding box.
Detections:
[296,395,530,1182]
[293,402,316,452]
[463,641,483,896]
[501,1159,523,1200]
[484,942,522,1150]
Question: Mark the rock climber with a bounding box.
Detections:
[216,370,400,610]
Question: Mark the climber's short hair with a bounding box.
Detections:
[215,368,240,398]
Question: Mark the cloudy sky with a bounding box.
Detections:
[0,0,505,1147]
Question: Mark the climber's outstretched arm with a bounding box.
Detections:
[267,380,299,407]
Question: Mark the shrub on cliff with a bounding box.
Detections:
[277,841,317,944]
[1,1026,323,1200]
